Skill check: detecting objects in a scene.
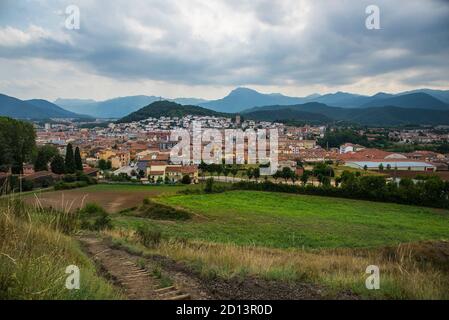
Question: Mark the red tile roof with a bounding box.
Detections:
[166,166,198,174]
[149,171,165,175]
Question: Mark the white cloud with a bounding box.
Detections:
[0,0,448,100]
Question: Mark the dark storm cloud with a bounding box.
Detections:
[0,0,448,88]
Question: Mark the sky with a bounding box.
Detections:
[0,0,448,101]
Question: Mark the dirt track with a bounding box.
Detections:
[79,234,210,300]
[80,235,358,300]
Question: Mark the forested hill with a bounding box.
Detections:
[117,100,232,123]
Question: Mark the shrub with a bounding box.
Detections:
[93,211,112,231]
[78,203,112,230]
[54,181,88,190]
[204,178,214,193]
[181,174,192,184]
[136,224,162,247]
[63,174,77,183]
[137,199,191,220]
[21,179,34,192]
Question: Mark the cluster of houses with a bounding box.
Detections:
[28,118,449,186]
[113,151,199,184]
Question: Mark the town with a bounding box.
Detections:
[4,113,447,190]
[1,0,449,304]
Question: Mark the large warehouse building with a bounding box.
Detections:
[345,161,437,172]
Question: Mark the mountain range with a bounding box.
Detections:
[50,87,449,118]
[1,86,449,124]
[200,87,449,112]
[0,94,87,119]
[242,103,449,126]
[115,99,449,126]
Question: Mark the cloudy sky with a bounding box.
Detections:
[0,0,448,101]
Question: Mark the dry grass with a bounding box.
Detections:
[0,197,121,300]
[103,228,449,299]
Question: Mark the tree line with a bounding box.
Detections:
[233,172,449,209]
[34,143,83,174]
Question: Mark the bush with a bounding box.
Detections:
[78,203,112,230]
[63,174,77,183]
[181,174,192,184]
[54,181,88,190]
[205,178,214,193]
[21,179,34,192]
[136,224,162,247]
[93,211,112,230]
[137,199,191,220]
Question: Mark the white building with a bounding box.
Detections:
[345,161,437,172]
[339,143,366,154]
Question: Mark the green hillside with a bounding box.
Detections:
[117,100,232,123]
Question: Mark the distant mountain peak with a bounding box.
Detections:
[228,87,260,96]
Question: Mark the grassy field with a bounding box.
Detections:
[107,189,449,299]
[7,183,449,299]
[115,190,449,249]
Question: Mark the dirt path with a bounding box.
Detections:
[79,235,211,300]
[79,234,358,300]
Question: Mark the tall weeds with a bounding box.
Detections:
[0,196,120,300]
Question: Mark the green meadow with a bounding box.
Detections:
[115,190,449,249]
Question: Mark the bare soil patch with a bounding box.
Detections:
[24,188,166,213]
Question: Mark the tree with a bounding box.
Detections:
[313,162,334,178]
[273,170,281,182]
[378,163,384,171]
[205,178,214,193]
[216,164,223,177]
[34,149,49,171]
[65,143,76,174]
[300,171,310,185]
[281,167,294,182]
[320,175,331,187]
[181,174,192,184]
[363,165,368,171]
[317,128,369,149]
[74,146,83,171]
[98,159,111,171]
[0,117,36,174]
[247,168,254,180]
[50,154,65,174]
[33,145,58,167]
[231,168,238,182]
[253,167,260,181]
[223,167,230,182]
